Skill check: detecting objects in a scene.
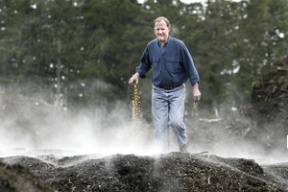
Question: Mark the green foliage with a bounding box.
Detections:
[0,0,287,114]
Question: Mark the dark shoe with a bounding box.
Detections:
[179,144,188,153]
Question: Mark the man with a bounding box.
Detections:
[129,16,201,153]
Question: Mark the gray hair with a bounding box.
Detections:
[154,16,171,28]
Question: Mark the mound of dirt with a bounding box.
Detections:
[250,60,288,123]
[0,152,287,192]
[0,161,54,192]
[244,60,288,152]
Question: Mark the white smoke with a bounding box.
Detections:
[0,87,287,165]
[0,94,159,158]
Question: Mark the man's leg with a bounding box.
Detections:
[168,86,188,151]
[152,86,169,153]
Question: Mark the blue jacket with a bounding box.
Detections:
[136,36,200,87]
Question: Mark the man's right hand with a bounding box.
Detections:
[129,73,139,85]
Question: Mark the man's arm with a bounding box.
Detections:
[129,45,152,85]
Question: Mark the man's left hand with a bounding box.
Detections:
[192,83,201,102]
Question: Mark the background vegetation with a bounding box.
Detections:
[0,0,287,120]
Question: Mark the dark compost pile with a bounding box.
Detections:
[247,60,288,152]
[0,152,288,192]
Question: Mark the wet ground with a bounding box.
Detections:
[0,150,287,192]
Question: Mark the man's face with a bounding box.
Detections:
[154,20,170,44]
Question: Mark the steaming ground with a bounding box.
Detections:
[1,83,287,164]
[1,97,288,191]
[1,150,288,191]
[1,61,288,191]
[0,100,286,164]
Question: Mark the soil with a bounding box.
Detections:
[0,152,287,192]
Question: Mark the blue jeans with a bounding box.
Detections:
[152,84,187,153]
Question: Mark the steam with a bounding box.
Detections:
[0,88,287,165]
[0,95,159,158]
